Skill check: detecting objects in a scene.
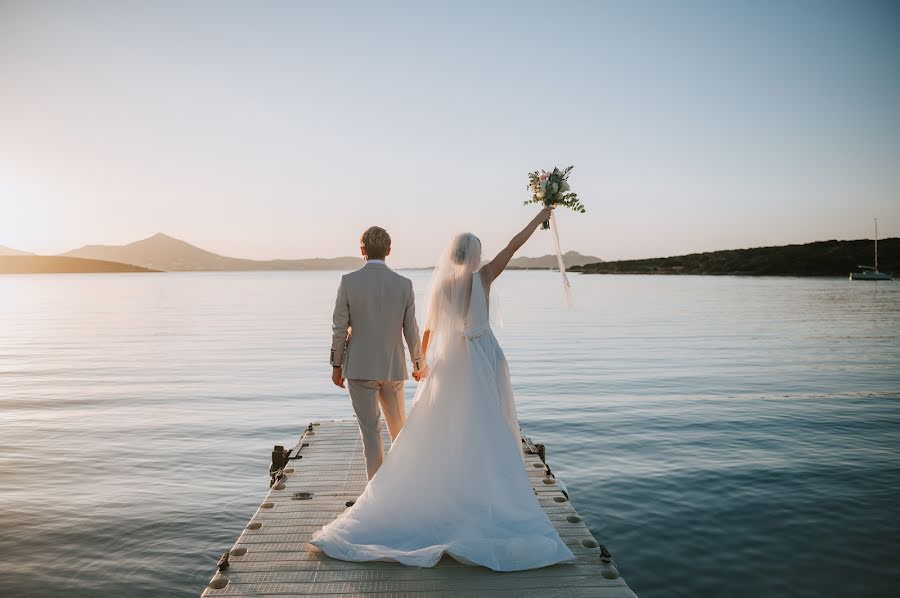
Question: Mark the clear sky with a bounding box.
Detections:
[1,0,898,267]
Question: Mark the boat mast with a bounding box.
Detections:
[875,217,879,271]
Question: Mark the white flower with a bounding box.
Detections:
[559,180,570,193]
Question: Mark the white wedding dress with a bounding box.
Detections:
[309,270,575,571]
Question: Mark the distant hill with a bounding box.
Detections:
[63,233,363,272]
[507,251,603,270]
[571,238,899,277]
[0,256,159,274]
[0,244,33,256]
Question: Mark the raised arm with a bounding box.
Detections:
[482,205,554,284]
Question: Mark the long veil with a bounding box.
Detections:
[423,233,482,361]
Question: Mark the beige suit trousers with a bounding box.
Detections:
[348,379,406,479]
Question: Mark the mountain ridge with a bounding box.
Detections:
[58,233,602,271]
[64,233,364,272]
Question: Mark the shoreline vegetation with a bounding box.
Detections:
[571,238,898,277]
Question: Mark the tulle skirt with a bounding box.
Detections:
[308,332,576,571]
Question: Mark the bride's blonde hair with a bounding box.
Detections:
[451,233,481,268]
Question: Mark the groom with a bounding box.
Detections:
[330,226,426,480]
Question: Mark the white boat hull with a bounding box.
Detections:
[850,271,893,281]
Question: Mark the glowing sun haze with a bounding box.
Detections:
[1,1,898,267]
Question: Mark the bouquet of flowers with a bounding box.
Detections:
[525,165,586,229]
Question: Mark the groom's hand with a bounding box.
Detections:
[331,366,345,388]
[412,364,429,381]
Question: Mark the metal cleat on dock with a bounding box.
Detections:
[599,544,621,579]
[269,444,290,487]
[215,551,229,572]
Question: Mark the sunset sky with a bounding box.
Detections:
[1,0,898,267]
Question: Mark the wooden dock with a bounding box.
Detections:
[203,419,636,597]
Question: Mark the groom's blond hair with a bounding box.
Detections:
[361,226,391,260]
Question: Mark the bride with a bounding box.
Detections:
[309,205,575,571]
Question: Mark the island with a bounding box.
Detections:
[0,256,160,274]
[571,238,899,277]
[507,251,602,270]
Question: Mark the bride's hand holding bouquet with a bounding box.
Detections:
[523,165,587,304]
[525,165,586,230]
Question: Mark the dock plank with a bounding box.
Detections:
[202,420,635,597]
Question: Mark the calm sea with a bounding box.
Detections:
[1,271,898,597]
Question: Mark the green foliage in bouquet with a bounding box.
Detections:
[525,165,586,229]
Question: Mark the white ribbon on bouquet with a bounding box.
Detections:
[549,210,573,307]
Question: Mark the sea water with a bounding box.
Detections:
[1,271,898,597]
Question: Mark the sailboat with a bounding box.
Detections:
[850,218,893,281]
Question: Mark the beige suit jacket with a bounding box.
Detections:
[330,262,423,381]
